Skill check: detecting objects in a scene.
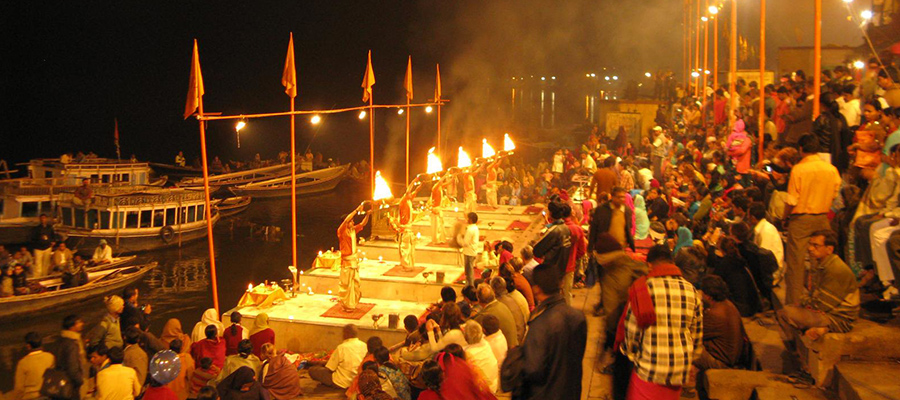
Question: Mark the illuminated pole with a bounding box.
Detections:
[283,33,299,273]
[702,0,710,125]
[813,0,821,119]
[759,0,766,157]
[369,95,375,190]
[405,56,413,184]
[713,6,719,128]
[436,64,442,158]
[696,0,702,97]
[685,0,690,87]
[729,0,737,127]
[186,40,220,314]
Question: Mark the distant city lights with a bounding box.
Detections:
[612,76,618,80]
[604,76,610,81]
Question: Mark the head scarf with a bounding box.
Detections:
[104,295,124,314]
[672,226,694,255]
[217,366,263,400]
[192,308,224,343]
[160,318,192,350]
[250,313,270,336]
[633,195,651,240]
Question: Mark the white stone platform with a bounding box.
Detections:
[302,258,465,303]
[226,293,428,352]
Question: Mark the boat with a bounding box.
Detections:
[0,176,166,245]
[213,196,251,217]
[179,163,293,188]
[25,157,163,186]
[0,263,156,320]
[54,186,220,254]
[148,162,206,179]
[232,164,349,198]
[27,255,138,283]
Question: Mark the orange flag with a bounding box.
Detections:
[282,33,297,98]
[183,39,205,120]
[404,56,413,101]
[361,50,375,103]
[434,64,442,101]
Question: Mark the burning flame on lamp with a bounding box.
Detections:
[373,171,394,201]
[247,283,253,292]
[504,133,516,152]
[458,147,472,169]
[426,147,443,174]
[482,139,496,159]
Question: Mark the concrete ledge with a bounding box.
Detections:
[743,314,795,373]
[794,319,900,387]
[833,361,900,400]
[705,370,828,400]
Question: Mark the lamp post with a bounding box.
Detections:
[729,0,737,127]
[696,0,702,97]
[759,0,766,157]
[813,0,822,119]
[702,0,710,126]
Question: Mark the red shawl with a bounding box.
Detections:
[614,263,683,350]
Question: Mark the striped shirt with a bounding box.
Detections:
[622,276,703,386]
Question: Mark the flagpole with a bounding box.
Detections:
[436,64,442,158]
[758,0,766,158]
[369,93,375,191]
[702,0,709,126]
[285,33,299,273]
[813,0,821,119]
[729,0,737,128]
[405,56,412,184]
[189,40,220,315]
[406,95,410,184]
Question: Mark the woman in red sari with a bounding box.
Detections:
[417,349,497,400]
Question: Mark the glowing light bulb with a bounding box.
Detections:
[645,72,652,78]
[425,106,433,113]
[861,10,873,20]
[310,115,321,125]
[709,5,718,14]
[853,60,865,69]
[397,108,404,115]
[235,121,246,131]
[358,111,367,119]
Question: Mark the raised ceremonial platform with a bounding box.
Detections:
[222,201,548,358]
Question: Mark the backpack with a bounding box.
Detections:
[40,368,75,399]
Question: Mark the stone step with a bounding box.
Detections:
[303,259,467,302]
[704,370,828,400]
[834,361,900,400]
[358,238,462,266]
[743,313,798,374]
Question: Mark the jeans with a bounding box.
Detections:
[464,255,476,286]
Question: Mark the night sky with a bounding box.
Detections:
[2,1,861,172]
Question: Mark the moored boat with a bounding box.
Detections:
[214,196,251,217]
[0,176,166,245]
[0,263,156,320]
[27,255,138,283]
[55,186,220,254]
[179,163,292,187]
[232,164,349,199]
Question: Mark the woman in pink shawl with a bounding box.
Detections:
[727,115,752,174]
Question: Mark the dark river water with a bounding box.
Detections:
[0,181,367,391]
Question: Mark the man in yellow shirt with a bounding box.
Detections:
[783,134,842,305]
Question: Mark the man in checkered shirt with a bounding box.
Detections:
[617,245,703,399]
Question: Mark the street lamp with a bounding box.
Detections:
[235,120,246,148]
[425,105,433,113]
[310,115,321,125]
[358,110,367,120]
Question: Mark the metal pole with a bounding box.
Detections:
[197,98,219,314]
[696,0,702,97]
[759,0,766,157]
[369,95,375,190]
[406,96,410,184]
[729,0,737,127]
[684,0,690,88]
[813,0,821,119]
[290,96,298,272]
[702,0,710,126]
[713,8,719,129]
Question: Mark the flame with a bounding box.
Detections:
[482,139,496,158]
[426,147,443,174]
[373,171,394,201]
[458,147,472,168]
[504,133,516,152]
[247,283,253,291]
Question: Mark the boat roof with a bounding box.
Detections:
[28,158,150,169]
[57,186,208,207]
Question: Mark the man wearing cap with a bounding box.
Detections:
[88,295,125,349]
[92,240,113,265]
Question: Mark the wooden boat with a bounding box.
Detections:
[213,196,251,217]
[0,177,166,245]
[232,164,349,199]
[149,162,206,179]
[27,255,138,283]
[179,163,293,188]
[55,187,220,254]
[0,263,156,320]
[25,157,162,186]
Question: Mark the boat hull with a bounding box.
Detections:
[0,222,35,245]
[233,165,349,199]
[63,213,220,255]
[0,264,156,320]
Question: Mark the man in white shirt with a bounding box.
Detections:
[480,314,508,367]
[836,85,861,127]
[92,239,113,265]
[309,324,368,389]
[460,212,481,286]
[13,332,55,400]
[581,151,597,173]
[96,346,141,400]
[748,203,784,281]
